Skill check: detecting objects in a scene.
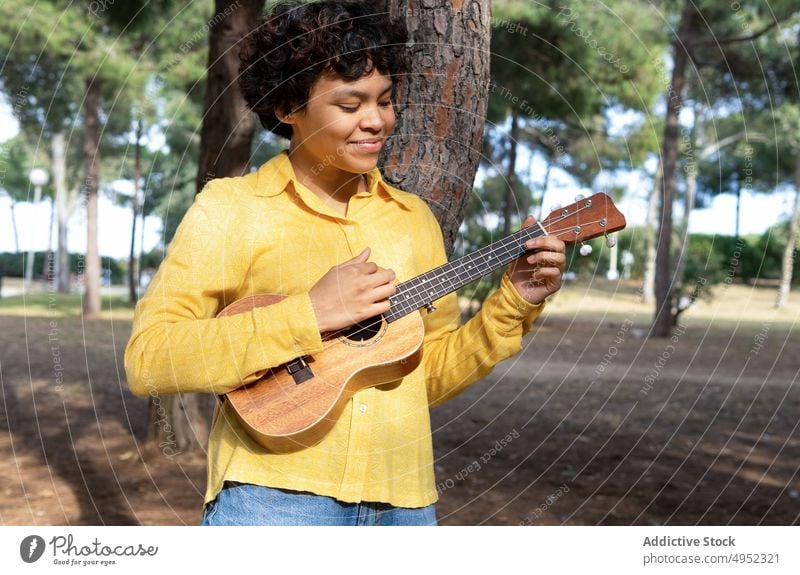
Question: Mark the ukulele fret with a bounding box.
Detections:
[386,224,546,323]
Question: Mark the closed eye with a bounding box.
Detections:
[337,100,393,113]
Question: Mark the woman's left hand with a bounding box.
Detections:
[507,215,566,305]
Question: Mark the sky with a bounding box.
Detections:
[1,99,795,260]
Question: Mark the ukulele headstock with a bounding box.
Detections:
[540,193,626,244]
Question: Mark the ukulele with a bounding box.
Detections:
[216,192,626,452]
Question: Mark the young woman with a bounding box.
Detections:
[124,0,565,526]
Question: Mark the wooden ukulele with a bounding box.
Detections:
[216,192,626,452]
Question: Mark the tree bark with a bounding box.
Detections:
[43,196,55,283]
[653,4,696,337]
[195,0,264,193]
[503,108,519,237]
[775,166,800,308]
[381,0,492,256]
[9,200,20,253]
[52,132,70,293]
[642,163,661,304]
[138,187,146,289]
[83,75,102,317]
[148,0,266,454]
[672,107,699,298]
[129,119,142,304]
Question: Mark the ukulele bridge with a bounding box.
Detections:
[286,356,314,384]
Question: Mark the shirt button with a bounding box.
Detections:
[359,404,368,413]
[292,342,301,352]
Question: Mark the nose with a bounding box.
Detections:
[359,103,387,133]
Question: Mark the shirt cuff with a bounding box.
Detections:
[493,272,546,334]
[252,292,325,357]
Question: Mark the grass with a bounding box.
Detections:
[0,289,135,319]
[1,276,798,330]
[542,278,800,330]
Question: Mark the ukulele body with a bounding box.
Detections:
[216,294,424,453]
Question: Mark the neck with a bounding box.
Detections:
[287,146,366,203]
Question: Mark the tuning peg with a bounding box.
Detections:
[550,202,562,212]
[605,234,617,248]
[574,194,585,202]
[579,243,593,256]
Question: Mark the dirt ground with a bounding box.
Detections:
[1,281,798,525]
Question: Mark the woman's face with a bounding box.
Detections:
[285,68,396,176]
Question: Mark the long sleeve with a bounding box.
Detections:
[124,181,324,397]
[417,207,545,408]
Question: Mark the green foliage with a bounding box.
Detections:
[490,1,664,121]
[574,226,648,279]
[0,252,124,284]
[489,1,665,129]
[139,248,165,271]
[466,174,536,219]
[482,0,669,243]
[0,135,54,202]
[753,221,800,282]
[453,174,537,306]
[453,221,505,308]
[546,223,797,287]
[0,0,145,134]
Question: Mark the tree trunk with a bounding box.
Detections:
[775,168,800,308]
[9,200,20,253]
[43,196,55,283]
[503,108,519,236]
[537,160,552,220]
[195,0,264,193]
[522,141,535,218]
[734,184,741,241]
[148,0,266,454]
[24,183,42,289]
[129,119,142,304]
[52,132,70,293]
[381,0,492,255]
[653,4,695,337]
[138,189,147,289]
[673,113,699,297]
[642,163,661,304]
[83,75,102,317]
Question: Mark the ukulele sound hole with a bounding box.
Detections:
[341,315,385,344]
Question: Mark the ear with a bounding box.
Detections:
[275,105,297,125]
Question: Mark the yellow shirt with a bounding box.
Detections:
[124,151,544,508]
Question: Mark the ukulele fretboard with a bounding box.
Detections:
[384,222,547,323]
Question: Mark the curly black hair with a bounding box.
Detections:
[239,1,409,139]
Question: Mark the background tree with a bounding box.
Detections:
[144,0,266,453]
[489,1,663,248]
[0,0,145,309]
[0,1,87,293]
[196,0,265,193]
[0,137,40,254]
[651,0,800,336]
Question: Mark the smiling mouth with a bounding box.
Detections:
[348,138,385,152]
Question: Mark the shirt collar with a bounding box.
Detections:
[253,150,412,209]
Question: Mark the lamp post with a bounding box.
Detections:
[25,168,49,290]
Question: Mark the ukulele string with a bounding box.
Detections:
[313,203,613,348]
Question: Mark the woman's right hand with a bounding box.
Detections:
[309,247,396,333]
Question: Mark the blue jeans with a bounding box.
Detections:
[201,481,437,526]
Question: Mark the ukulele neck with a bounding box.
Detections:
[384,222,547,323]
